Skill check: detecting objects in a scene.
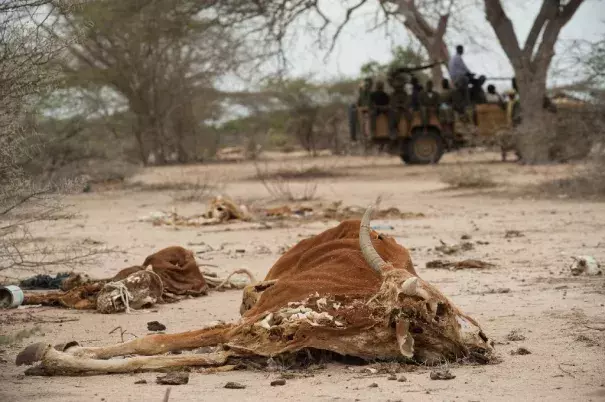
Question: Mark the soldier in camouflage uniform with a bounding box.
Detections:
[387,68,410,140]
[419,80,439,125]
[357,77,373,107]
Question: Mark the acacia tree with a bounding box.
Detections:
[44,0,250,165]
[483,0,585,163]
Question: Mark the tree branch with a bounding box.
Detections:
[523,0,557,57]
[484,0,523,65]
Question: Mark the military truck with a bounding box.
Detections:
[349,69,517,165]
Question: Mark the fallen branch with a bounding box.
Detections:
[558,363,576,378]
[109,326,138,343]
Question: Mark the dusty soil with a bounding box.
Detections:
[1,150,604,402]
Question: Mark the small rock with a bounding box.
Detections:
[368,382,379,388]
[485,288,511,294]
[510,347,531,355]
[362,367,378,374]
[387,374,397,380]
[430,369,455,380]
[271,379,286,386]
[505,230,524,238]
[461,234,471,240]
[156,372,189,385]
[224,382,246,389]
[397,376,407,382]
[147,321,166,332]
[134,379,147,384]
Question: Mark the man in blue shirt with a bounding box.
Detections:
[448,45,473,110]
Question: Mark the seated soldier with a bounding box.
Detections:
[389,84,410,140]
[370,80,390,110]
[369,80,391,137]
[419,80,439,125]
[485,84,505,109]
[440,79,453,105]
[357,77,373,109]
[470,74,487,104]
[410,76,423,110]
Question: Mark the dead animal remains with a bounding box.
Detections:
[15,206,494,375]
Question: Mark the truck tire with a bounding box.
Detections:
[401,129,445,165]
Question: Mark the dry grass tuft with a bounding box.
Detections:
[539,155,605,199]
[439,164,498,189]
[253,160,331,201]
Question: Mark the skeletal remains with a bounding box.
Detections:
[16,206,494,375]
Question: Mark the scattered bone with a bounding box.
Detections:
[140,196,252,228]
[203,269,256,290]
[484,288,511,294]
[426,259,495,271]
[569,256,602,276]
[264,201,424,222]
[430,369,455,380]
[435,240,475,255]
[156,372,189,385]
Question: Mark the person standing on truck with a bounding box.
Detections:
[448,45,473,108]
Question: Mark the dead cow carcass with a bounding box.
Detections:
[16,206,494,375]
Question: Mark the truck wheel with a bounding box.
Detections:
[401,129,444,164]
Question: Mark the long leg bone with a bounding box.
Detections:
[17,324,233,363]
[22,343,233,375]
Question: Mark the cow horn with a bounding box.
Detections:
[359,205,387,274]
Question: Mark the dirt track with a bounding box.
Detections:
[1,151,604,402]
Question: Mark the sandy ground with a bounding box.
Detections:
[1,151,604,402]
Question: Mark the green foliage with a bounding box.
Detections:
[360,45,429,84]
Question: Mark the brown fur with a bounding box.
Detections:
[22,246,207,310]
[242,220,415,318]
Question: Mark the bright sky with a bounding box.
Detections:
[227,0,605,92]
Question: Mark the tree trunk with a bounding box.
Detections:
[514,69,553,163]
[483,0,585,164]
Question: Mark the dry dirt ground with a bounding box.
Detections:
[1,150,604,402]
